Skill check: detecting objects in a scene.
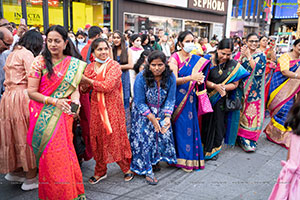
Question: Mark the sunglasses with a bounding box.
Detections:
[248,40,259,43]
[0,38,12,47]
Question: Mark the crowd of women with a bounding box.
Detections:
[0,22,300,199]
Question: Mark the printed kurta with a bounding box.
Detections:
[130,72,177,175]
[84,60,132,176]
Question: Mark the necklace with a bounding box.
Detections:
[218,63,225,75]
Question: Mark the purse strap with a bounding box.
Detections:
[196,82,207,96]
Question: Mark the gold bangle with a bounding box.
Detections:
[295,73,298,79]
[52,98,58,106]
[44,97,50,105]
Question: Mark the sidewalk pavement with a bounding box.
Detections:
[0,118,287,200]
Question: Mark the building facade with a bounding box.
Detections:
[1,0,113,32]
[114,0,229,40]
[230,0,271,37]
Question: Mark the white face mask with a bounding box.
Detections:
[183,42,195,53]
[77,39,85,43]
[134,41,142,48]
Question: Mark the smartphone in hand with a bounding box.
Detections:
[20,18,26,25]
[70,102,79,113]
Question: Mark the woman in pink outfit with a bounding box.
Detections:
[269,101,300,200]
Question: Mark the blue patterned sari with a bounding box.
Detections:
[172,53,210,170]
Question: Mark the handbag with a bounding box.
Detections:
[224,94,242,112]
[73,119,86,157]
[196,84,213,116]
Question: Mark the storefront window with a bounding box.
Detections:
[3,0,112,32]
[72,0,112,32]
[184,21,211,38]
[124,13,183,35]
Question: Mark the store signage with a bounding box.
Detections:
[188,0,227,14]
[137,0,188,8]
[274,0,298,19]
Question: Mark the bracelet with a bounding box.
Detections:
[44,97,50,105]
[52,98,58,106]
[295,73,298,79]
[165,113,172,118]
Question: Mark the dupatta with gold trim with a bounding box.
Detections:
[27,56,86,165]
[172,55,210,123]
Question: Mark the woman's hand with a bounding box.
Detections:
[215,84,226,97]
[190,72,205,84]
[56,99,72,115]
[80,75,94,86]
[241,45,251,59]
[147,113,161,133]
[161,117,171,134]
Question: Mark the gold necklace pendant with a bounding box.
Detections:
[218,69,223,75]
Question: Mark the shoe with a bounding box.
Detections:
[21,177,39,191]
[4,173,26,182]
[124,173,134,182]
[89,174,107,185]
[237,136,256,152]
[181,168,193,173]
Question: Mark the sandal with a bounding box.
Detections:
[145,175,158,185]
[89,174,107,185]
[124,173,134,182]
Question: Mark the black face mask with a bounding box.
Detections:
[150,41,155,45]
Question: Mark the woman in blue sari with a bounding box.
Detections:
[169,31,209,172]
[237,33,267,152]
[202,39,249,160]
[264,39,300,149]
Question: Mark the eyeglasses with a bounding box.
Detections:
[0,38,12,47]
[248,40,259,43]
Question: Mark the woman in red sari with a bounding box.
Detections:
[27,25,86,200]
[81,38,133,184]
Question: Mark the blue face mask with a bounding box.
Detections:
[95,57,109,64]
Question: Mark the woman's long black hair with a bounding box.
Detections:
[285,101,300,136]
[42,25,82,78]
[214,38,234,66]
[130,34,141,47]
[174,30,194,52]
[14,30,43,57]
[143,50,172,89]
[112,30,128,65]
[133,50,150,74]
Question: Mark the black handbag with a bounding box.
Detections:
[224,94,242,112]
[73,119,86,157]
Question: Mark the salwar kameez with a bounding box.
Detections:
[84,59,132,177]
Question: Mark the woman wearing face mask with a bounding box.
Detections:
[81,38,133,184]
[129,34,144,98]
[112,30,133,134]
[264,39,300,149]
[201,39,249,160]
[75,31,87,53]
[236,33,267,152]
[169,30,209,172]
[141,34,153,52]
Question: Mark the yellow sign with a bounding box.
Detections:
[3,4,44,25]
